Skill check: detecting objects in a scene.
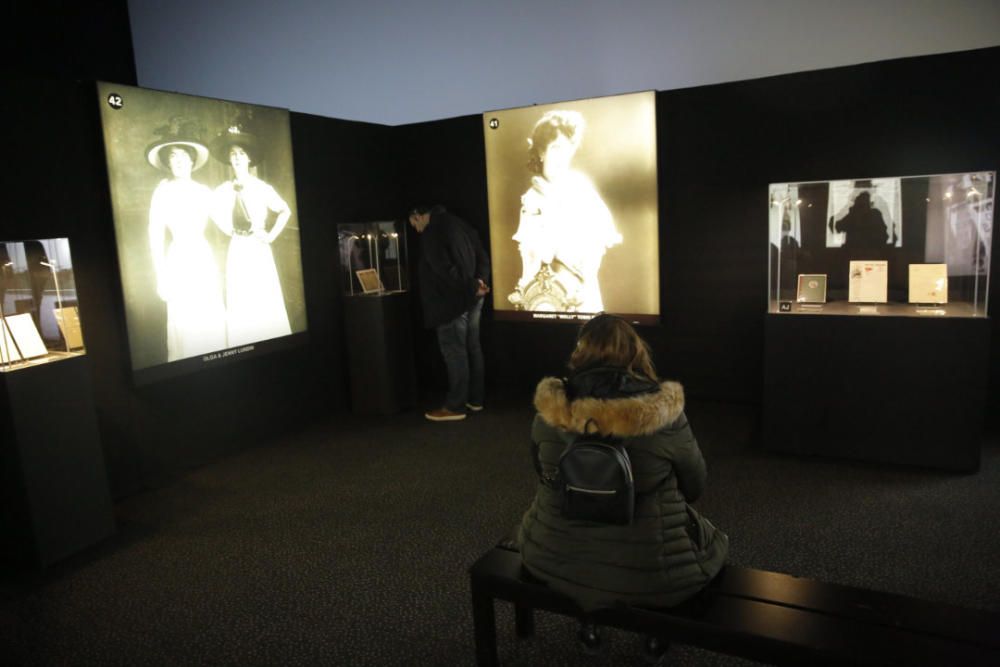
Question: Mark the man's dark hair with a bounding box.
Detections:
[409,204,432,216]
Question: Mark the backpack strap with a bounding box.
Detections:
[531,440,560,489]
[532,417,612,491]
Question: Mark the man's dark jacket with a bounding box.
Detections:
[417,206,491,328]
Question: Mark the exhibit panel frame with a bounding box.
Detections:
[483,90,660,324]
[96,82,308,385]
[1,238,86,373]
[768,171,994,317]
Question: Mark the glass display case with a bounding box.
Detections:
[1,238,85,372]
[338,221,409,296]
[768,171,994,317]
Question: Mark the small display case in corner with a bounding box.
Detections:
[768,171,994,317]
[1,238,86,372]
[338,221,409,296]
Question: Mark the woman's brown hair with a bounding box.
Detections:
[569,314,657,380]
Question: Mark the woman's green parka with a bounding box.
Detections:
[517,374,729,612]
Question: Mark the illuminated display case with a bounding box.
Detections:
[338,221,409,296]
[1,238,85,372]
[768,171,994,317]
[337,220,415,415]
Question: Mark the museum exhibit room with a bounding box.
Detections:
[4,1,1000,664]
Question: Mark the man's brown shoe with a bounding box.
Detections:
[425,408,466,422]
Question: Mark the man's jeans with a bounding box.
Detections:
[436,297,485,412]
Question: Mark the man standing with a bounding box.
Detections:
[409,205,491,422]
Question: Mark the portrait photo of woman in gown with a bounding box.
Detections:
[210,126,293,348]
[508,110,622,313]
[146,118,228,361]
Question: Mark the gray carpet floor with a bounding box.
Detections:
[2,398,998,666]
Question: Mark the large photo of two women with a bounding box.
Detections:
[97,83,307,378]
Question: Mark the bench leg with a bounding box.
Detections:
[471,583,499,666]
[514,604,535,638]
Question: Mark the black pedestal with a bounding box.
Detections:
[1,355,116,567]
[763,314,990,472]
[343,292,417,415]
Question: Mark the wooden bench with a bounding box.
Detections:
[469,545,1000,666]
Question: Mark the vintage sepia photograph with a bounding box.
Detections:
[97,83,307,378]
[483,91,659,322]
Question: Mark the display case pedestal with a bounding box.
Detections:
[763,314,990,472]
[1,355,115,568]
[343,292,417,415]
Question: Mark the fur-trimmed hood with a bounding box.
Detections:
[534,376,685,437]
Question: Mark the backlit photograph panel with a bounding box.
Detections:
[484,91,659,323]
[97,83,307,383]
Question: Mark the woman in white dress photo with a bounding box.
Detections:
[210,126,292,347]
[509,110,622,313]
[146,118,227,361]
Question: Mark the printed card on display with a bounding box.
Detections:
[0,317,24,364]
[796,274,828,303]
[848,260,888,303]
[54,306,85,350]
[908,264,948,304]
[4,313,49,359]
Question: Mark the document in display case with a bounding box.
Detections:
[796,274,827,303]
[768,171,994,317]
[908,264,948,304]
[0,318,21,363]
[848,260,888,303]
[53,306,84,350]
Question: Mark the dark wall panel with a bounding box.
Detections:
[394,115,493,398]
[8,0,137,85]
[8,46,998,499]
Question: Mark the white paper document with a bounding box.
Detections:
[848,260,888,303]
[908,264,948,304]
[0,317,24,364]
[4,313,49,359]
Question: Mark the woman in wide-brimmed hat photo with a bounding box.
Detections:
[146,116,227,362]
[210,123,292,347]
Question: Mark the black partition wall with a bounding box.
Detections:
[7,46,999,502]
[396,47,1000,411]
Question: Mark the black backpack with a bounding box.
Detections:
[556,419,635,525]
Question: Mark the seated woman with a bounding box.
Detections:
[517,313,729,657]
